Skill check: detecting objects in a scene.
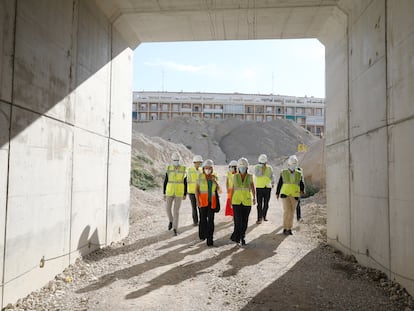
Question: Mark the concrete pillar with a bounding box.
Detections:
[323,0,414,296]
[319,7,351,255]
[0,0,132,305]
[0,1,16,308]
[387,0,414,296]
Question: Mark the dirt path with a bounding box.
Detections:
[6,166,412,311]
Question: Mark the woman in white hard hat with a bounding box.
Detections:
[253,154,275,224]
[225,160,238,217]
[163,151,187,236]
[195,159,221,246]
[187,155,203,226]
[275,155,304,235]
[230,157,256,246]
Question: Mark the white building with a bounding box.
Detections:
[132,91,325,137]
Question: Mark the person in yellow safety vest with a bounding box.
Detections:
[296,167,304,222]
[275,155,305,235]
[195,159,221,247]
[187,155,203,226]
[225,160,238,217]
[253,154,275,224]
[230,157,256,246]
[163,151,187,236]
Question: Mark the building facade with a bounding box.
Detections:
[132,91,325,137]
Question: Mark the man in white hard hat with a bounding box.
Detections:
[253,154,275,224]
[187,155,203,226]
[163,151,187,236]
[275,155,304,235]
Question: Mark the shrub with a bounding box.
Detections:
[302,182,320,198]
[130,167,159,190]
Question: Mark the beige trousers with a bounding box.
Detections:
[165,196,183,230]
[281,196,298,230]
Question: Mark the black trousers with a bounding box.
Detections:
[296,198,301,220]
[256,187,271,220]
[199,204,215,241]
[231,204,251,242]
[188,193,199,224]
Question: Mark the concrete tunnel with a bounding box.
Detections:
[0,0,413,306]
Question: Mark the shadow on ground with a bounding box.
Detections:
[240,244,407,311]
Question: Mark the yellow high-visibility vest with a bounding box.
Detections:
[165,165,186,197]
[187,166,201,194]
[255,166,273,188]
[232,173,253,206]
[280,169,302,197]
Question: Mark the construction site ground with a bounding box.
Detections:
[7,166,412,311]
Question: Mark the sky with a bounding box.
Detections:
[133,39,325,98]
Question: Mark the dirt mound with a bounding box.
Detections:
[298,138,326,189]
[133,117,318,165]
[131,132,194,187]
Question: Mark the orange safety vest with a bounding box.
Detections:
[197,174,218,209]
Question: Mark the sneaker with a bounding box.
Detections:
[173,229,178,236]
[256,219,262,224]
[168,222,172,230]
[263,217,268,221]
[283,229,288,235]
[241,239,246,246]
[288,229,293,235]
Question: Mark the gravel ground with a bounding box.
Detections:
[4,167,413,311]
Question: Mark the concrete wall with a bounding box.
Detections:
[0,0,131,306]
[323,0,414,296]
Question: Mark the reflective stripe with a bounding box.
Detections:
[166,165,186,196]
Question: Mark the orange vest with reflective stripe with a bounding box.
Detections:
[197,174,218,209]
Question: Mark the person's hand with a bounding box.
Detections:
[252,197,256,205]
[300,191,304,197]
[276,194,279,200]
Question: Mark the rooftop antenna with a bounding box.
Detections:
[161,69,165,92]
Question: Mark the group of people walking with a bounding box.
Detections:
[163,151,305,247]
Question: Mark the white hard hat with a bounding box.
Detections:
[202,159,214,168]
[237,157,249,167]
[229,160,238,167]
[193,155,203,163]
[171,152,180,161]
[287,155,298,167]
[258,154,267,163]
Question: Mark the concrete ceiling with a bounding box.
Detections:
[95,0,340,48]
